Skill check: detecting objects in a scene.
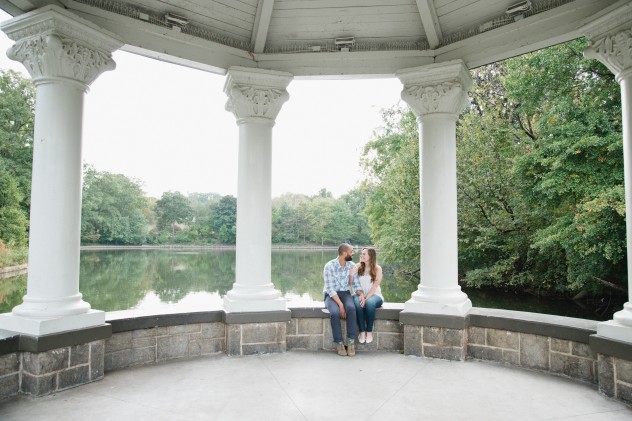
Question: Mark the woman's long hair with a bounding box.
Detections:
[357,247,377,282]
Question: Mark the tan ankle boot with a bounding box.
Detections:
[336,343,347,356]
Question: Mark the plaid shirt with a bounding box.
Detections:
[323,258,362,297]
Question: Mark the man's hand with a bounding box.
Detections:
[339,303,346,319]
[358,292,366,308]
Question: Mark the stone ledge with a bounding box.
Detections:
[399,312,468,329]
[18,325,112,353]
[469,308,597,343]
[107,311,223,333]
[590,334,632,361]
[223,310,291,324]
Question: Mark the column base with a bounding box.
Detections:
[597,303,632,343]
[404,285,472,316]
[223,283,287,313]
[0,310,105,336]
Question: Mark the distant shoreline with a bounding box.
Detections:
[80,244,342,251]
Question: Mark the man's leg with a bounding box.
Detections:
[353,294,366,332]
[340,292,358,341]
[325,295,343,344]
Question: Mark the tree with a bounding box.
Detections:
[81,165,150,244]
[0,69,34,228]
[0,161,28,247]
[211,195,237,244]
[154,191,195,237]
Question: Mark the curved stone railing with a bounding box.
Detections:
[0,305,630,405]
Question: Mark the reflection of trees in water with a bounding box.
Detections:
[80,250,151,311]
[150,250,234,302]
[0,274,26,313]
[272,251,329,300]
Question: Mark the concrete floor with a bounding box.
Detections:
[0,351,630,421]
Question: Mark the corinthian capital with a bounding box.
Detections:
[224,67,293,122]
[1,5,122,87]
[396,60,472,118]
[583,3,632,80]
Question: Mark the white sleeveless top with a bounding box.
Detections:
[357,273,382,300]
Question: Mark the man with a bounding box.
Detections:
[323,243,365,356]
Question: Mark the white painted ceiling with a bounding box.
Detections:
[0,0,625,77]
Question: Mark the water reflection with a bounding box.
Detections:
[0,249,622,320]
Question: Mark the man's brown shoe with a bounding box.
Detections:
[337,343,347,356]
[347,343,356,357]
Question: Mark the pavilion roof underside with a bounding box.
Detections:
[0,0,625,76]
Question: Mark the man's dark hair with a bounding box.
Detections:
[338,243,352,255]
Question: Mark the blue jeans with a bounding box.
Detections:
[354,294,383,332]
[325,291,358,344]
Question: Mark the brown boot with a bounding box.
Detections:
[336,343,347,356]
[347,343,356,357]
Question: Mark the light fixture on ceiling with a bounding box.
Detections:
[165,12,189,30]
[335,37,355,52]
[506,1,532,20]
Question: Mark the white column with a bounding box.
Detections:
[583,3,632,342]
[0,6,122,335]
[396,60,472,316]
[223,66,292,312]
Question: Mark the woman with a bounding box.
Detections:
[351,247,383,344]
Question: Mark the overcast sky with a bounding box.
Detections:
[0,10,404,199]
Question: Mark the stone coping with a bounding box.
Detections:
[0,306,613,356]
[590,334,632,361]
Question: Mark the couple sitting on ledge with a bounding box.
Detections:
[323,243,384,357]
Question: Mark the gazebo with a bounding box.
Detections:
[1,0,631,403]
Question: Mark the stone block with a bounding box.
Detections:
[423,345,464,361]
[616,358,632,384]
[132,337,156,349]
[133,327,167,338]
[242,342,286,355]
[486,329,519,350]
[192,338,224,356]
[571,342,594,359]
[242,323,279,344]
[23,348,69,375]
[444,329,464,347]
[226,325,242,356]
[550,338,570,354]
[201,322,225,339]
[58,366,90,390]
[287,335,323,351]
[105,349,133,372]
[597,354,615,397]
[423,326,442,345]
[502,349,519,365]
[106,332,132,353]
[378,333,403,352]
[169,324,201,335]
[0,373,19,400]
[468,327,485,345]
[375,320,403,334]
[287,319,298,335]
[468,345,503,362]
[519,334,549,371]
[21,372,56,397]
[617,381,632,404]
[550,354,594,383]
[0,353,19,375]
[404,325,422,357]
[133,347,156,365]
[157,335,189,361]
[298,318,323,335]
[70,343,90,366]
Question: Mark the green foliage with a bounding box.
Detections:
[211,195,237,244]
[362,107,420,265]
[362,39,625,296]
[0,161,28,247]
[81,165,150,244]
[154,191,195,237]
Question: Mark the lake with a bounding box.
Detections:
[0,249,623,320]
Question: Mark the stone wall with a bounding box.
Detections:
[105,322,225,371]
[0,353,19,399]
[467,327,597,383]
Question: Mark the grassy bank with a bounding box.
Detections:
[0,246,28,269]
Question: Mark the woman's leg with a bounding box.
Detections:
[353,294,366,332]
[364,295,384,332]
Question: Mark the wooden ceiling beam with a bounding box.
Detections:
[251,0,274,53]
[416,0,442,49]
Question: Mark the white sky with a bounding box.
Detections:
[0,10,403,199]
